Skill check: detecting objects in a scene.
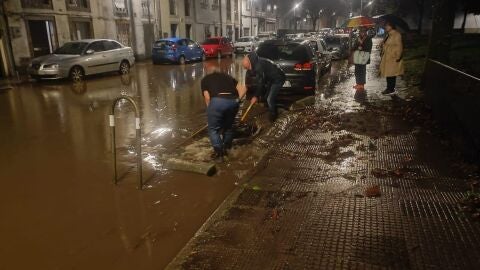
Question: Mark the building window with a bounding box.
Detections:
[204,25,211,38]
[69,18,93,40]
[141,0,152,18]
[169,0,177,15]
[65,0,90,11]
[234,0,239,20]
[226,0,231,21]
[184,0,190,16]
[200,0,209,9]
[21,0,53,9]
[212,0,219,10]
[116,20,131,46]
[244,0,250,11]
[114,0,128,16]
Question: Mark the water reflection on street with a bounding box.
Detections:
[0,57,245,270]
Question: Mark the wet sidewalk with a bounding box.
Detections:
[167,48,480,269]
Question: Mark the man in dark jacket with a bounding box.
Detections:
[242,52,286,122]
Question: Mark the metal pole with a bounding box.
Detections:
[361,0,363,15]
[250,0,253,36]
[110,96,143,190]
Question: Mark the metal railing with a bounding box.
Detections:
[109,96,143,189]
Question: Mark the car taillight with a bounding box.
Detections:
[294,62,313,71]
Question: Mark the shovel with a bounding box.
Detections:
[240,103,254,123]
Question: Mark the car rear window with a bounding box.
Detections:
[202,39,220,45]
[154,40,174,48]
[257,43,311,62]
[237,37,252,42]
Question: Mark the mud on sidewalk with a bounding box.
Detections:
[166,77,480,269]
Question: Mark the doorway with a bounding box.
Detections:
[185,24,192,39]
[27,18,57,57]
[170,24,177,37]
[143,23,154,57]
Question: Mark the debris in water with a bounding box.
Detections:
[252,185,261,191]
[171,193,179,198]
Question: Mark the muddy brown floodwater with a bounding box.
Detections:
[0,58,248,270]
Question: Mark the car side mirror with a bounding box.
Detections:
[85,49,94,55]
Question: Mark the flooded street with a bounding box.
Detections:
[0,58,248,270]
[0,55,352,269]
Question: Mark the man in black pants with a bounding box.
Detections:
[242,52,286,122]
[201,65,246,162]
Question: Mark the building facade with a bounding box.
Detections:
[0,0,276,77]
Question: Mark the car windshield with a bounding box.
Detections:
[202,39,220,45]
[54,42,88,55]
[154,40,174,48]
[257,43,310,62]
[237,37,252,42]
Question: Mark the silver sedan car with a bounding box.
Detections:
[28,39,135,81]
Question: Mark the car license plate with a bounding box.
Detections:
[237,47,244,51]
[283,81,291,87]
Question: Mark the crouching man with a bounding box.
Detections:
[242,52,286,122]
[201,66,246,162]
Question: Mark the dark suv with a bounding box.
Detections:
[246,40,322,95]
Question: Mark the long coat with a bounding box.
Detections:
[380,29,405,77]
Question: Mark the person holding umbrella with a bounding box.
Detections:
[380,21,404,95]
[351,27,373,91]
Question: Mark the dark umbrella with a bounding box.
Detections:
[373,14,410,32]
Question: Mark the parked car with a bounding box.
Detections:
[324,34,351,60]
[257,32,276,42]
[201,37,234,58]
[27,39,134,81]
[246,39,324,95]
[152,37,205,64]
[234,36,259,54]
[306,38,332,74]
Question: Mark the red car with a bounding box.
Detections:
[201,37,234,58]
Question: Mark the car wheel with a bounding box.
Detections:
[69,66,84,82]
[119,61,130,75]
[217,51,222,59]
[179,56,186,65]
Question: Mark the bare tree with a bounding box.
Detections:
[302,0,348,31]
[427,0,456,63]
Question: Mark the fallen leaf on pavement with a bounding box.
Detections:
[365,185,381,197]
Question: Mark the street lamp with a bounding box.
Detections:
[360,0,374,15]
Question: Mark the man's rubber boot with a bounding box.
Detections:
[211,148,224,163]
